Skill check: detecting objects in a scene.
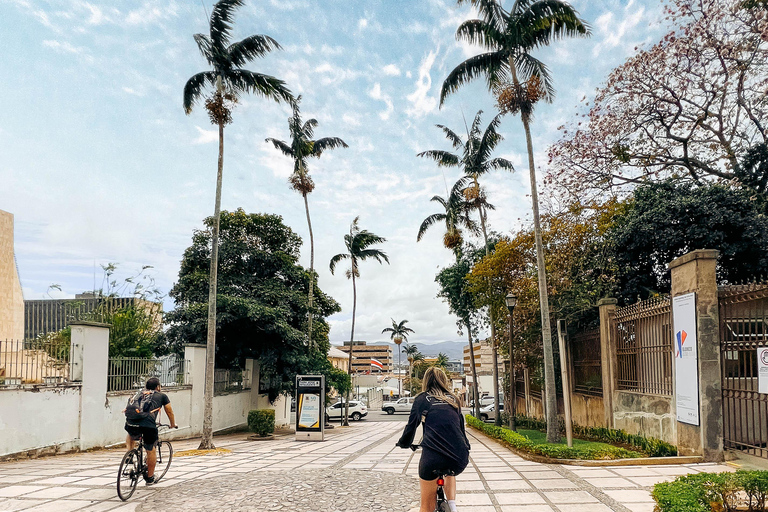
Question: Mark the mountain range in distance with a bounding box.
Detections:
[331,340,467,362]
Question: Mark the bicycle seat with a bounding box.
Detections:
[431,469,457,478]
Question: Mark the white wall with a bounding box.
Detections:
[0,385,81,457]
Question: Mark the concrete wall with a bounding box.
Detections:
[2,325,290,458]
[571,393,605,428]
[613,391,676,444]
[0,209,24,341]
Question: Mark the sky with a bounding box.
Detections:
[0,0,666,345]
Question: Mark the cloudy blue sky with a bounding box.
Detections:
[1,0,664,345]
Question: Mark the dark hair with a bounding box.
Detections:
[146,377,160,390]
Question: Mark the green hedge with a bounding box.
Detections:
[652,471,768,512]
[512,415,677,457]
[248,409,275,437]
[466,415,642,460]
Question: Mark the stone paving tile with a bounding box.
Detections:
[545,490,600,503]
[494,492,547,504]
[19,487,84,499]
[499,505,554,512]
[529,478,579,489]
[603,489,655,502]
[558,504,614,512]
[582,477,638,488]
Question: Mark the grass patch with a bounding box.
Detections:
[467,416,643,460]
[517,429,625,452]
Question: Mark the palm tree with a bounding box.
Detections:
[417,189,478,254]
[330,217,390,425]
[436,352,450,369]
[381,319,415,397]
[403,343,420,393]
[420,111,514,426]
[266,97,348,347]
[440,0,589,442]
[182,0,293,450]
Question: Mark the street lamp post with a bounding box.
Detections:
[394,336,403,398]
[506,292,518,431]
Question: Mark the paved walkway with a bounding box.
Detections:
[0,423,729,512]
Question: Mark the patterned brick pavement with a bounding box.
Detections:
[0,422,730,511]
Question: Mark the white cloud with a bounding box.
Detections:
[125,2,179,26]
[342,113,362,127]
[592,2,646,57]
[122,87,143,97]
[358,18,368,30]
[314,62,358,85]
[406,50,439,118]
[382,64,401,76]
[368,83,394,121]
[192,126,218,145]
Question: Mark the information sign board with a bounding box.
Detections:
[673,292,699,425]
[758,347,768,394]
[295,375,324,441]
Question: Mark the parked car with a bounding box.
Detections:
[382,397,415,415]
[326,400,368,421]
[479,403,503,422]
[470,394,503,409]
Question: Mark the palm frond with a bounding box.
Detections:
[417,149,460,167]
[358,249,390,265]
[209,0,245,49]
[417,213,446,241]
[227,34,282,68]
[265,138,294,157]
[183,71,216,114]
[436,124,465,149]
[457,0,508,32]
[329,253,350,275]
[515,53,554,101]
[193,34,215,66]
[519,0,590,51]
[487,157,515,172]
[455,19,504,50]
[440,52,509,106]
[312,137,349,156]
[225,69,293,103]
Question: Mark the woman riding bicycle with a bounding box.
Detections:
[397,366,470,512]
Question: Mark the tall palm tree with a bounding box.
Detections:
[417,187,479,254]
[420,111,514,426]
[381,319,415,397]
[436,352,450,369]
[183,0,292,450]
[403,343,420,393]
[330,217,390,425]
[266,96,348,347]
[440,0,589,442]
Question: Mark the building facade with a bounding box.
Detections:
[337,341,393,373]
[0,209,24,341]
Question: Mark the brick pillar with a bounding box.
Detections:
[71,321,110,450]
[668,249,723,462]
[598,298,618,428]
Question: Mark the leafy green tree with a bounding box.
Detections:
[420,110,514,425]
[440,0,589,442]
[330,217,389,425]
[164,209,340,403]
[182,0,293,449]
[609,180,768,304]
[266,96,348,348]
[436,353,450,369]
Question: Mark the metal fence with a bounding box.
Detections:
[0,338,71,386]
[214,368,251,395]
[720,282,768,458]
[615,296,673,396]
[569,328,603,396]
[108,355,188,393]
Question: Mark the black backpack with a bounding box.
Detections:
[125,390,157,422]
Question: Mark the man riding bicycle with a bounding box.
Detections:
[124,377,177,485]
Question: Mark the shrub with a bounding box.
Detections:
[652,471,768,512]
[466,415,642,460]
[248,409,275,437]
[513,414,677,457]
[740,470,768,511]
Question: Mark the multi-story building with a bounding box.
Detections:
[463,342,505,399]
[0,209,24,341]
[337,341,393,373]
[24,294,161,340]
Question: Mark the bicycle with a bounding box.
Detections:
[117,424,175,501]
[407,444,456,512]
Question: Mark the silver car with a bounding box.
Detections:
[479,402,504,422]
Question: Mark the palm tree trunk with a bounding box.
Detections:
[303,191,315,348]
[466,319,481,418]
[199,119,224,450]
[477,196,502,427]
[343,270,357,427]
[510,62,559,443]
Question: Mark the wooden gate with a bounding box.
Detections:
[720,283,768,458]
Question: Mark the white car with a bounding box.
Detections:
[479,403,504,422]
[382,397,414,415]
[326,401,368,421]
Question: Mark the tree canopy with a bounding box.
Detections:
[164,208,340,401]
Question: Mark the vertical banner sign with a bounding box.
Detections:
[758,347,768,394]
[295,375,324,442]
[673,292,699,426]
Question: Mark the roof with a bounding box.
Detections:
[328,346,349,359]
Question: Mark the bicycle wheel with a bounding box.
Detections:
[154,441,173,482]
[117,450,140,501]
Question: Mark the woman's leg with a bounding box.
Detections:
[444,476,456,500]
[419,478,438,512]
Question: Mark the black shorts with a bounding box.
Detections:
[418,447,468,480]
[125,425,158,451]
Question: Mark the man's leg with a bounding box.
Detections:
[146,446,157,478]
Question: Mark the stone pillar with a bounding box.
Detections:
[71,322,110,450]
[668,249,723,461]
[184,343,207,436]
[598,298,618,428]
